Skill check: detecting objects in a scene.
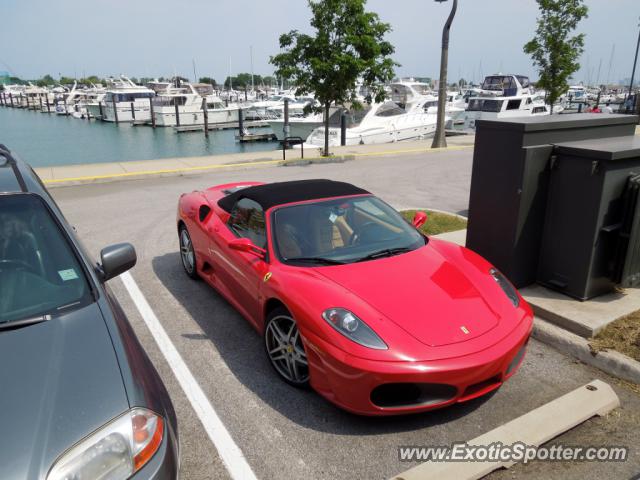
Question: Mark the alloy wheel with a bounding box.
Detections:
[179,227,196,277]
[265,314,309,385]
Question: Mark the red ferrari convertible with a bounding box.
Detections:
[177,179,533,415]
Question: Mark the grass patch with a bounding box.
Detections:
[400,209,467,236]
[590,311,640,362]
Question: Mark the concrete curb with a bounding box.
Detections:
[391,379,620,480]
[533,317,640,384]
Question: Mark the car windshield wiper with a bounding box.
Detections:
[0,314,52,332]
[286,256,346,266]
[355,247,413,263]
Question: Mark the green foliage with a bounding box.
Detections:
[223,73,275,89]
[270,0,397,155]
[524,0,588,111]
[400,210,467,236]
[199,76,218,87]
[59,76,76,86]
[79,75,103,85]
[35,74,55,87]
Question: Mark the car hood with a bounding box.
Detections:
[315,245,500,347]
[0,303,129,480]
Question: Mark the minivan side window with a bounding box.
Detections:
[228,198,266,248]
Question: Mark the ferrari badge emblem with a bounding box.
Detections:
[263,272,272,283]
[460,326,470,335]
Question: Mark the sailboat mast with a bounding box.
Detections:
[606,44,616,87]
[250,46,254,92]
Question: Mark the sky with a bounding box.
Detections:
[1,0,638,85]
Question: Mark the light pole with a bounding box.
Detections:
[432,0,458,149]
[627,17,640,112]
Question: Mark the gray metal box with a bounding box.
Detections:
[466,114,637,288]
[538,136,640,300]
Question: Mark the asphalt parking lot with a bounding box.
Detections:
[51,149,640,480]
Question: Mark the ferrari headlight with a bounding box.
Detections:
[322,308,387,350]
[490,268,519,307]
[47,408,164,480]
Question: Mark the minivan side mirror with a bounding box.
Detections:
[99,243,137,281]
[412,211,428,229]
[228,237,266,259]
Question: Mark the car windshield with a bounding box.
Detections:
[0,194,92,326]
[272,195,426,265]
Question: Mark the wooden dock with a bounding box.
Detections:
[236,133,277,142]
[173,120,270,133]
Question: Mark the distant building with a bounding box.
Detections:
[0,71,10,85]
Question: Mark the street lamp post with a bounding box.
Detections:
[432,0,458,149]
[627,18,640,112]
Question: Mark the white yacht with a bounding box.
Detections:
[304,100,442,148]
[464,74,550,129]
[151,83,239,127]
[268,108,346,142]
[101,76,155,123]
[392,81,465,126]
[249,93,297,118]
[71,86,107,118]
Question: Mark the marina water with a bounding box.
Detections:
[0,107,278,167]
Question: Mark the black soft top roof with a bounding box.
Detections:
[217,179,370,212]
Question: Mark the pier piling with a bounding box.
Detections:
[112,97,119,124]
[9,93,14,107]
[202,97,209,138]
[238,108,244,139]
[130,102,135,121]
[174,102,180,127]
[283,98,290,141]
[149,98,156,128]
[99,101,104,120]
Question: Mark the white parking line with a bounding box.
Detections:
[120,271,258,480]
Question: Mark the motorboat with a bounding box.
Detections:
[304,99,442,148]
[100,76,155,122]
[151,83,239,127]
[464,74,551,129]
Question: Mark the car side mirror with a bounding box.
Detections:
[99,243,137,281]
[412,211,428,229]
[228,237,266,259]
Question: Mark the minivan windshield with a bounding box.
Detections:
[272,195,426,266]
[0,194,92,326]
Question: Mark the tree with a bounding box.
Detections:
[35,74,56,87]
[59,76,76,86]
[199,76,218,87]
[524,0,588,113]
[270,0,396,156]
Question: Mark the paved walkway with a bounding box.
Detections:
[35,135,475,185]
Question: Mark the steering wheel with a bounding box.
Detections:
[0,259,40,276]
[349,222,380,245]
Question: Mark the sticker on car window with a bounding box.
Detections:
[58,269,79,281]
[329,212,338,223]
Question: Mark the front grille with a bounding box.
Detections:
[506,342,528,376]
[370,383,457,408]
[461,375,502,400]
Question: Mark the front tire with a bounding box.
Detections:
[179,225,198,279]
[264,307,309,388]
